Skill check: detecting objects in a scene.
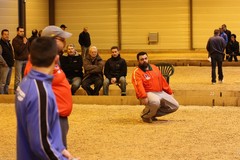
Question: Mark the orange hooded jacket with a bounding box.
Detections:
[24,60,73,117]
[132,64,173,99]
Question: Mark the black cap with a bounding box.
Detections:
[60,24,67,28]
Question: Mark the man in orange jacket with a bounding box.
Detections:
[132,52,179,123]
[24,26,72,147]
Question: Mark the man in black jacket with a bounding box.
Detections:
[0,29,14,94]
[78,27,91,59]
[103,46,127,96]
[60,44,83,95]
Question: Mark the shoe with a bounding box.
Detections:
[218,79,223,84]
[142,117,152,123]
[212,82,216,85]
[151,117,158,121]
[121,93,126,96]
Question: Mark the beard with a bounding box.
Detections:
[139,62,149,71]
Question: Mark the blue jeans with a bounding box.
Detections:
[211,54,223,83]
[14,60,27,91]
[0,66,12,94]
[67,77,81,95]
[103,76,126,95]
[81,46,89,59]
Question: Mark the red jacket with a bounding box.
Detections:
[24,60,73,117]
[132,64,173,99]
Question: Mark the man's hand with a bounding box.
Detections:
[23,37,28,44]
[111,77,117,84]
[139,98,148,105]
[62,149,80,160]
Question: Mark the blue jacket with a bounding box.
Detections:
[15,69,67,160]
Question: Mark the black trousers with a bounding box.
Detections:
[211,54,223,83]
[81,76,103,95]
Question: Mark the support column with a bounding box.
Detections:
[49,0,55,25]
[117,0,122,50]
[18,0,26,32]
[189,0,193,50]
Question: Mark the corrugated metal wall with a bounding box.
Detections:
[0,0,18,40]
[55,0,118,50]
[25,0,49,37]
[121,0,189,50]
[2,0,240,50]
[193,0,240,49]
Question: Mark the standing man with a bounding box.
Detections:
[222,24,231,44]
[206,29,226,84]
[12,26,28,92]
[0,29,14,94]
[60,24,67,31]
[132,52,179,123]
[81,46,104,95]
[15,37,77,160]
[24,26,73,148]
[78,27,91,59]
[27,29,38,52]
[103,46,127,96]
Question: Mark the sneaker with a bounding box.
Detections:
[151,117,158,121]
[142,117,152,123]
[218,79,223,84]
[212,82,216,85]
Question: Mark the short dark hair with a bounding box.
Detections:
[231,34,236,39]
[111,46,119,51]
[1,29,9,35]
[30,37,57,67]
[17,26,24,31]
[137,51,148,60]
[214,29,220,35]
[32,29,38,36]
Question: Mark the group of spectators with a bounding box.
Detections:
[220,24,239,62]
[0,24,128,96]
[206,24,239,85]
[1,24,180,159]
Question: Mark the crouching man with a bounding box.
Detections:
[132,52,179,123]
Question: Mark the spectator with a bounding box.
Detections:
[60,24,67,31]
[206,29,226,84]
[78,27,91,59]
[222,24,231,43]
[227,34,239,62]
[27,29,38,52]
[82,46,104,95]
[219,27,228,44]
[15,37,78,160]
[38,30,42,37]
[132,52,179,123]
[60,44,83,95]
[12,26,28,92]
[24,25,73,148]
[103,46,127,96]
[0,29,14,94]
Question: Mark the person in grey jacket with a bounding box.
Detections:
[81,46,104,95]
[206,29,226,84]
